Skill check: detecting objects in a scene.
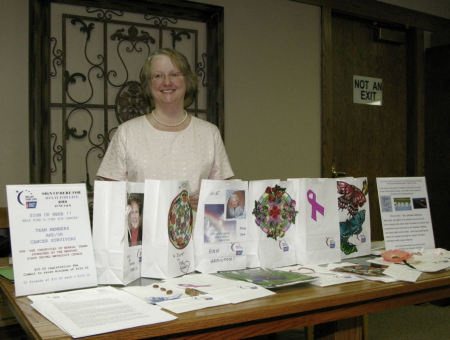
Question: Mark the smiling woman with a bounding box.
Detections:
[96,49,234,208]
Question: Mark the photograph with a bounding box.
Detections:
[226,190,246,219]
[127,193,144,247]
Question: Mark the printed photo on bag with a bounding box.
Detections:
[226,190,246,219]
[127,193,144,247]
[204,204,237,243]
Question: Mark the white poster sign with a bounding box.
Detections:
[376,177,435,251]
[353,75,382,105]
[6,183,97,296]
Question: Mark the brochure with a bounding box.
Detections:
[376,177,435,251]
[215,267,316,288]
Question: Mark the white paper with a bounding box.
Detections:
[141,180,195,279]
[383,265,421,282]
[289,178,341,265]
[122,283,226,313]
[29,286,176,338]
[369,248,450,273]
[93,181,144,285]
[376,177,435,251]
[163,273,275,303]
[6,184,97,296]
[194,179,249,273]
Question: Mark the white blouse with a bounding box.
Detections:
[97,115,234,193]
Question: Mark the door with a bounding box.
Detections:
[425,45,450,250]
[323,13,411,242]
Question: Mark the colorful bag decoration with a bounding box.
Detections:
[337,177,371,259]
[141,180,195,279]
[247,180,298,269]
[252,185,297,240]
[168,190,193,250]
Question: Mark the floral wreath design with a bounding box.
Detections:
[252,185,298,240]
[168,190,193,249]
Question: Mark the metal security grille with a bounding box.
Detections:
[49,4,208,190]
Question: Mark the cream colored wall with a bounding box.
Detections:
[201,0,321,181]
[0,0,29,206]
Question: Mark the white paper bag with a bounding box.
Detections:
[141,180,195,279]
[92,181,144,285]
[247,180,298,268]
[194,179,249,273]
[289,178,341,265]
[336,177,371,259]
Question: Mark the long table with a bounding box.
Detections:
[0,269,449,339]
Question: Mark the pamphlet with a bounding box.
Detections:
[215,267,316,288]
[29,286,176,338]
[6,184,97,296]
[376,177,435,251]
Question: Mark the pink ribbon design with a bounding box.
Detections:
[307,189,325,221]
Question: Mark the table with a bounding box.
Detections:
[1,270,449,340]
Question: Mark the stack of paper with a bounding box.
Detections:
[29,286,176,338]
[123,273,275,314]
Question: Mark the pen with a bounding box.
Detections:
[402,260,416,269]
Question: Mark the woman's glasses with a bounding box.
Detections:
[150,72,183,83]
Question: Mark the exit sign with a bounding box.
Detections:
[353,75,382,106]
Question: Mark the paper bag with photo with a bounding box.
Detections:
[247,180,298,269]
[336,177,371,259]
[92,181,144,285]
[194,179,249,273]
[289,178,340,265]
[141,180,195,279]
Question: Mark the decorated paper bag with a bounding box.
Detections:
[289,178,340,265]
[92,181,144,285]
[194,179,248,273]
[141,180,195,279]
[336,177,371,259]
[247,180,298,269]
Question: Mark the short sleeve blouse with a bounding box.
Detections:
[96,115,234,193]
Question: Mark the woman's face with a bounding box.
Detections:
[230,196,239,208]
[130,201,140,229]
[149,55,186,108]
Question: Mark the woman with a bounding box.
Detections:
[97,48,234,207]
[128,196,142,246]
[227,193,244,218]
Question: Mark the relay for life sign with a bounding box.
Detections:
[6,183,97,296]
[353,75,382,106]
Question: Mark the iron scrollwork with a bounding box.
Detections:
[115,81,150,123]
[143,15,177,27]
[86,7,123,21]
[109,25,156,86]
[50,37,63,78]
[171,29,191,49]
[196,52,207,87]
[50,6,208,192]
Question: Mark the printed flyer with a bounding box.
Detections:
[376,177,435,251]
[6,183,97,296]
